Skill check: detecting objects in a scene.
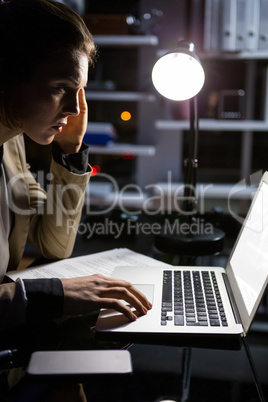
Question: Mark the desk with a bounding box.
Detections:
[6,210,268,401]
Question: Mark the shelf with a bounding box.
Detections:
[200,50,268,61]
[157,48,268,61]
[84,182,255,211]
[85,90,155,102]
[93,35,159,47]
[155,119,268,132]
[88,143,156,156]
[152,182,256,200]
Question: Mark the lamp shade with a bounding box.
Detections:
[152,41,205,101]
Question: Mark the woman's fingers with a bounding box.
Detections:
[61,274,153,320]
[78,87,88,114]
[96,286,150,315]
[98,277,152,310]
[128,284,153,309]
[94,298,138,322]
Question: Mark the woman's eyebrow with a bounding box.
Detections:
[50,71,82,86]
[56,76,79,86]
[49,71,88,88]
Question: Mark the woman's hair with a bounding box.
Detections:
[0,0,96,131]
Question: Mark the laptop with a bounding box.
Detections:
[96,172,268,350]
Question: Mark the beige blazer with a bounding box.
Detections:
[0,134,91,331]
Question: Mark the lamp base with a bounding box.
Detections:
[154,218,225,256]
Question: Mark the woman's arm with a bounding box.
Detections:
[27,89,91,260]
[0,280,27,332]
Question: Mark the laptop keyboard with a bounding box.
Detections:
[161,270,228,327]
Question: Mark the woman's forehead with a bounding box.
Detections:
[32,52,89,85]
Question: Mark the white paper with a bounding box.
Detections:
[6,248,169,281]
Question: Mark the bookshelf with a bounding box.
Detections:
[84,1,268,212]
[85,34,159,188]
[156,119,268,132]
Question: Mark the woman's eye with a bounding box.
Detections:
[57,86,67,93]
[52,85,68,94]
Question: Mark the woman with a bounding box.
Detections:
[0,0,151,335]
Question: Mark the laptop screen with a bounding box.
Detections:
[229,179,268,317]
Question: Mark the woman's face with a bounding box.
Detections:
[12,51,89,145]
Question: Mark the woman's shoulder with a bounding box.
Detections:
[4,133,25,154]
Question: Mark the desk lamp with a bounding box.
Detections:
[152,40,225,256]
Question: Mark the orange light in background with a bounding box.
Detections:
[120,111,131,121]
[91,165,101,176]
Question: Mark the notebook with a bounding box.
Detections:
[96,172,268,349]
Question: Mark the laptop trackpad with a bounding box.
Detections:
[133,284,154,304]
[96,284,155,330]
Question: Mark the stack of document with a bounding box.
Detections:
[204,0,268,52]
[6,248,169,281]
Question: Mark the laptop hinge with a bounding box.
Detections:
[222,273,243,326]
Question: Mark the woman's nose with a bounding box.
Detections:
[62,92,80,116]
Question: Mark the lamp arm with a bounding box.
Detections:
[183,96,199,214]
[189,97,198,161]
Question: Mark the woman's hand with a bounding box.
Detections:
[60,274,153,321]
[54,88,88,154]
